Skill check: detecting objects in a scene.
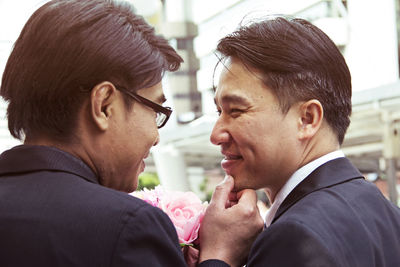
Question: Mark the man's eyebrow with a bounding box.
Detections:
[218,94,251,106]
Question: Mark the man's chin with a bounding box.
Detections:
[116,175,139,193]
[129,175,140,192]
[232,181,258,192]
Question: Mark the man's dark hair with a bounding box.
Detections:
[1,0,182,141]
[216,16,352,144]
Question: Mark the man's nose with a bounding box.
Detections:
[210,119,230,146]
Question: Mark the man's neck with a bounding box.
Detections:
[24,136,98,177]
[268,128,340,203]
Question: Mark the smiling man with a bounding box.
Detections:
[213,58,302,198]
[199,16,400,267]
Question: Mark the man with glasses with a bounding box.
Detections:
[0,0,262,266]
[116,86,172,129]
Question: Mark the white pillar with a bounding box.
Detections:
[152,145,190,191]
[150,0,199,191]
[382,111,399,205]
[187,167,206,199]
[164,0,192,22]
[345,0,399,91]
[162,0,201,124]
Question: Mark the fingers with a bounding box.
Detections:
[225,199,238,208]
[236,189,258,205]
[235,189,264,229]
[235,189,260,217]
[210,175,235,209]
[225,191,238,207]
[228,191,238,202]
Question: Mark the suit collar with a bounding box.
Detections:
[271,157,364,224]
[0,145,98,184]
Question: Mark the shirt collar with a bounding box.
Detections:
[264,150,345,227]
[0,145,98,184]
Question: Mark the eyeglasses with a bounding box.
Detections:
[116,86,172,129]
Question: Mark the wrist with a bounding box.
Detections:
[199,250,237,267]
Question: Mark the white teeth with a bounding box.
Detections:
[226,155,242,160]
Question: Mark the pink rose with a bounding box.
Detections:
[160,191,206,245]
[131,186,206,245]
[139,186,165,208]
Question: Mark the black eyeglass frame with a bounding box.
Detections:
[116,86,172,129]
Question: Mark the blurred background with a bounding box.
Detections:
[0,0,399,207]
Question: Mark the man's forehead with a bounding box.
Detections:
[212,57,235,90]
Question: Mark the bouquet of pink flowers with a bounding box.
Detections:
[132,186,207,266]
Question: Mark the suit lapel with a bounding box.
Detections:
[271,157,364,225]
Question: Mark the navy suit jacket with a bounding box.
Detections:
[0,145,187,267]
[247,157,400,267]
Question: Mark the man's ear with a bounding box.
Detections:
[89,81,117,131]
[297,99,324,141]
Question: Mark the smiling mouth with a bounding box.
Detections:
[224,154,243,160]
[221,154,243,174]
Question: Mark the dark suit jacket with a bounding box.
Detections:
[0,145,187,267]
[247,157,400,267]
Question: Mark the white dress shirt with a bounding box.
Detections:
[264,150,345,227]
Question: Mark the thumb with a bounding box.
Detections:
[210,175,235,209]
[236,189,258,206]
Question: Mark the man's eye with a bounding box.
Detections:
[216,108,243,117]
[230,109,243,116]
